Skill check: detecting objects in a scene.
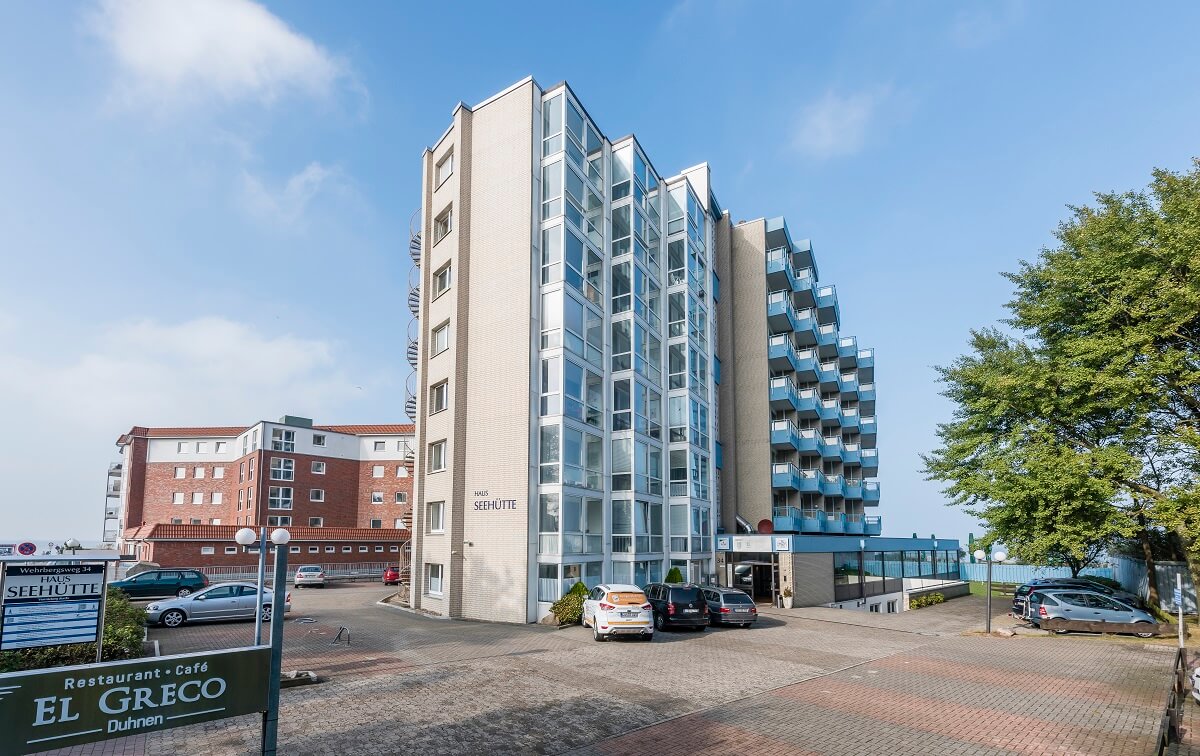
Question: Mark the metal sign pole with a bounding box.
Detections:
[262,543,288,755]
[985,559,993,634]
[95,563,109,663]
[254,527,267,646]
[1178,572,1185,650]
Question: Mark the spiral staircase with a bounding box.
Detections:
[405,214,422,425]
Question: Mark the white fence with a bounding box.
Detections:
[199,561,403,585]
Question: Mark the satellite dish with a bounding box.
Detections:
[757,519,774,534]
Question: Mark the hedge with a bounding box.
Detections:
[0,588,145,673]
[550,581,589,625]
[910,592,945,609]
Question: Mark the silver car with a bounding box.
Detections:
[145,581,292,628]
[1027,589,1157,637]
[294,565,326,588]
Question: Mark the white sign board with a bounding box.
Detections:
[0,564,104,650]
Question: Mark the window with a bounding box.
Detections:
[433,263,452,298]
[213,466,225,479]
[224,546,237,555]
[435,152,453,186]
[390,545,400,552]
[309,517,323,527]
[430,381,449,414]
[342,546,352,553]
[372,465,384,478]
[239,463,245,483]
[325,546,335,553]
[374,441,386,452]
[289,546,300,554]
[171,517,183,524]
[370,520,382,530]
[268,516,292,526]
[313,434,326,447]
[190,518,202,525]
[212,492,223,505]
[215,441,227,453]
[192,492,203,505]
[428,441,446,472]
[427,501,445,533]
[426,563,444,595]
[194,466,206,479]
[308,546,319,553]
[174,466,186,479]
[371,491,384,504]
[433,207,452,244]
[177,442,190,454]
[375,545,384,552]
[249,459,254,478]
[210,518,221,525]
[196,442,208,453]
[238,490,244,509]
[432,322,450,356]
[312,461,326,475]
[271,428,295,452]
[396,466,407,478]
[394,519,405,529]
[200,546,215,555]
[395,492,407,504]
[310,489,324,502]
[270,458,295,481]
[268,487,293,509]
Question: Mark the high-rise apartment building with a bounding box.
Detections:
[408,78,959,623]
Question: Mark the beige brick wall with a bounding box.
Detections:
[713,213,738,535]
[729,221,772,528]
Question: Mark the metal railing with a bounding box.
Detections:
[1155,647,1188,754]
[200,561,400,584]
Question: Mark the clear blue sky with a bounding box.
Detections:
[2,1,1198,544]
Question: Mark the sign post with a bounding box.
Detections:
[1177,573,1185,649]
[1,564,105,652]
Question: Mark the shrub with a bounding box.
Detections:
[910,592,945,609]
[568,581,588,596]
[550,591,585,626]
[0,588,145,673]
[665,567,684,583]
[782,586,793,598]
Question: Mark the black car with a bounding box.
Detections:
[110,569,210,599]
[1012,577,1140,616]
[644,582,709,631]
[702,586,758,627]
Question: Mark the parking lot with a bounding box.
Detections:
[46,584,1176,755]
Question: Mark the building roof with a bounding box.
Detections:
[124,524,411,542]
[118,422,414,445]
[314,424,415,435]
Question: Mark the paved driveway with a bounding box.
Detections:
[44,585,1174,755]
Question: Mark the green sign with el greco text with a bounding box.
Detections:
[0,645,269,754]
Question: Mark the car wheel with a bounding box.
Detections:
[1134,622,1157,638]
[654,612,665,631]
[161,609,186,628]
[262,605,273,622]
[593,623,606,642]
[176,588,192,597]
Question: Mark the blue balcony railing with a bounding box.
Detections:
[864,516,882,535]
[824,514,846,534]
[858,382,876,402]
[842,443,862,465]
[861,448,879,475]
[843,477,864,499]
[837,336,857,360]
[771,463,802,491]
[840,408,860,430]
[820,474,846,497]
[770,421,801,451]
[845,514,865,535]
[864,481,881,503]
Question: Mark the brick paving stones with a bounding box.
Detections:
[36,586,1176,756]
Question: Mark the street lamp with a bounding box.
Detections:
[236,526,270,644]
[973,548,1007,633]
[64,538,81,555]
[263,528,291,756]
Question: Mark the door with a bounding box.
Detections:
[190,585,241,620]
[1056,593,1088,620]
[236,585,263,619]
[154,571,182,597]
[1085,594,1132,622]
[583,586,602,625]
[123,572,157,598]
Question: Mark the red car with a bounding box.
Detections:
[382,566,402,586]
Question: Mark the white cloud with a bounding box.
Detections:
[0,315,378,541]
[90,0,348,109]
[239,161,341,230]
[793,88,891,159]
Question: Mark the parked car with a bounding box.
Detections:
[111,569,209,599]
[1026,589,1158,637]
[1013,578,1141,616]
[145,582,291,628]
[702,586,758,627]
[644,582,709,632]
[581,583,653,642]
[294,565,326,588]
[382,565,402,586]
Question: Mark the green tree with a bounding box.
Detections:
[925,160,1200,609]
[665,567,684,583]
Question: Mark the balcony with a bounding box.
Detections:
[860,416,877,444]
[769,377,799,412]
[858,382,876,415]
[821,436,843,461]
[821,473,846,497]
[770,421,802,451]
[766,250,797,291]
[818,360,841,390]
[840,407,860,430]
[843,477,864,499]
[793,267,817,306]
[824,513,846,534]
[768,335,801,373]
[819,398,841,423]
[842,442,861,465]
[857,348,875,382]
[793,308,820,346]
[795,388,821,417]
[816,285,840,327]
[839,372,859,393]
[845,513,865,535]
[837,336,857,362]
[864,481,881,504]
[865,515,882,536]
[861,448,879,476]
[794,348,818,381]
[771,463,802,491]
[767,292,802,334]
[794,428,824,455]
[817,322,838,352]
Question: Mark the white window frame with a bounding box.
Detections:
[390,545,400,552]
[212,492,223,505]
[428,440,446,473]
[431,321,450,356]
[268,516,292,527]
[312,434,326,447]
[312,461,326,475]
[433,263,452,299]
[213,466,225,479]
[172,492,184,505]
[174,467,186,479]
[433,206,452,245]
[426,563,444,596]
[375,545,384,552]
[224,546,237,555]
[308,546,320,553]
[194,466,205,479]
[192,492,203,505]
[268,487,293,510]
[371,491,384,504]
[309,517,324,527]
[372,465,384,478]
[395,492,407,504]
[215,442,227,453]
[342,546,352,553]
[325,546,336,553]
[200,546,215,555]
[271,428,295,452]
[270,457,295,481]
[430,380,449,414]
[196,442,208,454]
[177,442,190,454]
[435,151,453,187]
[374,440,386,452]
[427,501,445,534]
[310,489,325,502]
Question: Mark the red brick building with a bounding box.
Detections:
[115,416,413,569]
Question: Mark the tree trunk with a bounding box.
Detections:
[1138,523,1161,609]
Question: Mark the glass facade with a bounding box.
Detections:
[834,550,960,603]
[534,87,717,604]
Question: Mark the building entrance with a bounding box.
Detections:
[729,557,778,602]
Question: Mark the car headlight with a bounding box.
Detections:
[147,604,160,611]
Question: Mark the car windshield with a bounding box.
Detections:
[298,567,321,572]
[723,593,754,605]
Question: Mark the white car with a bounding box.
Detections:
[294,565,326,588]
[582,583,653,642]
